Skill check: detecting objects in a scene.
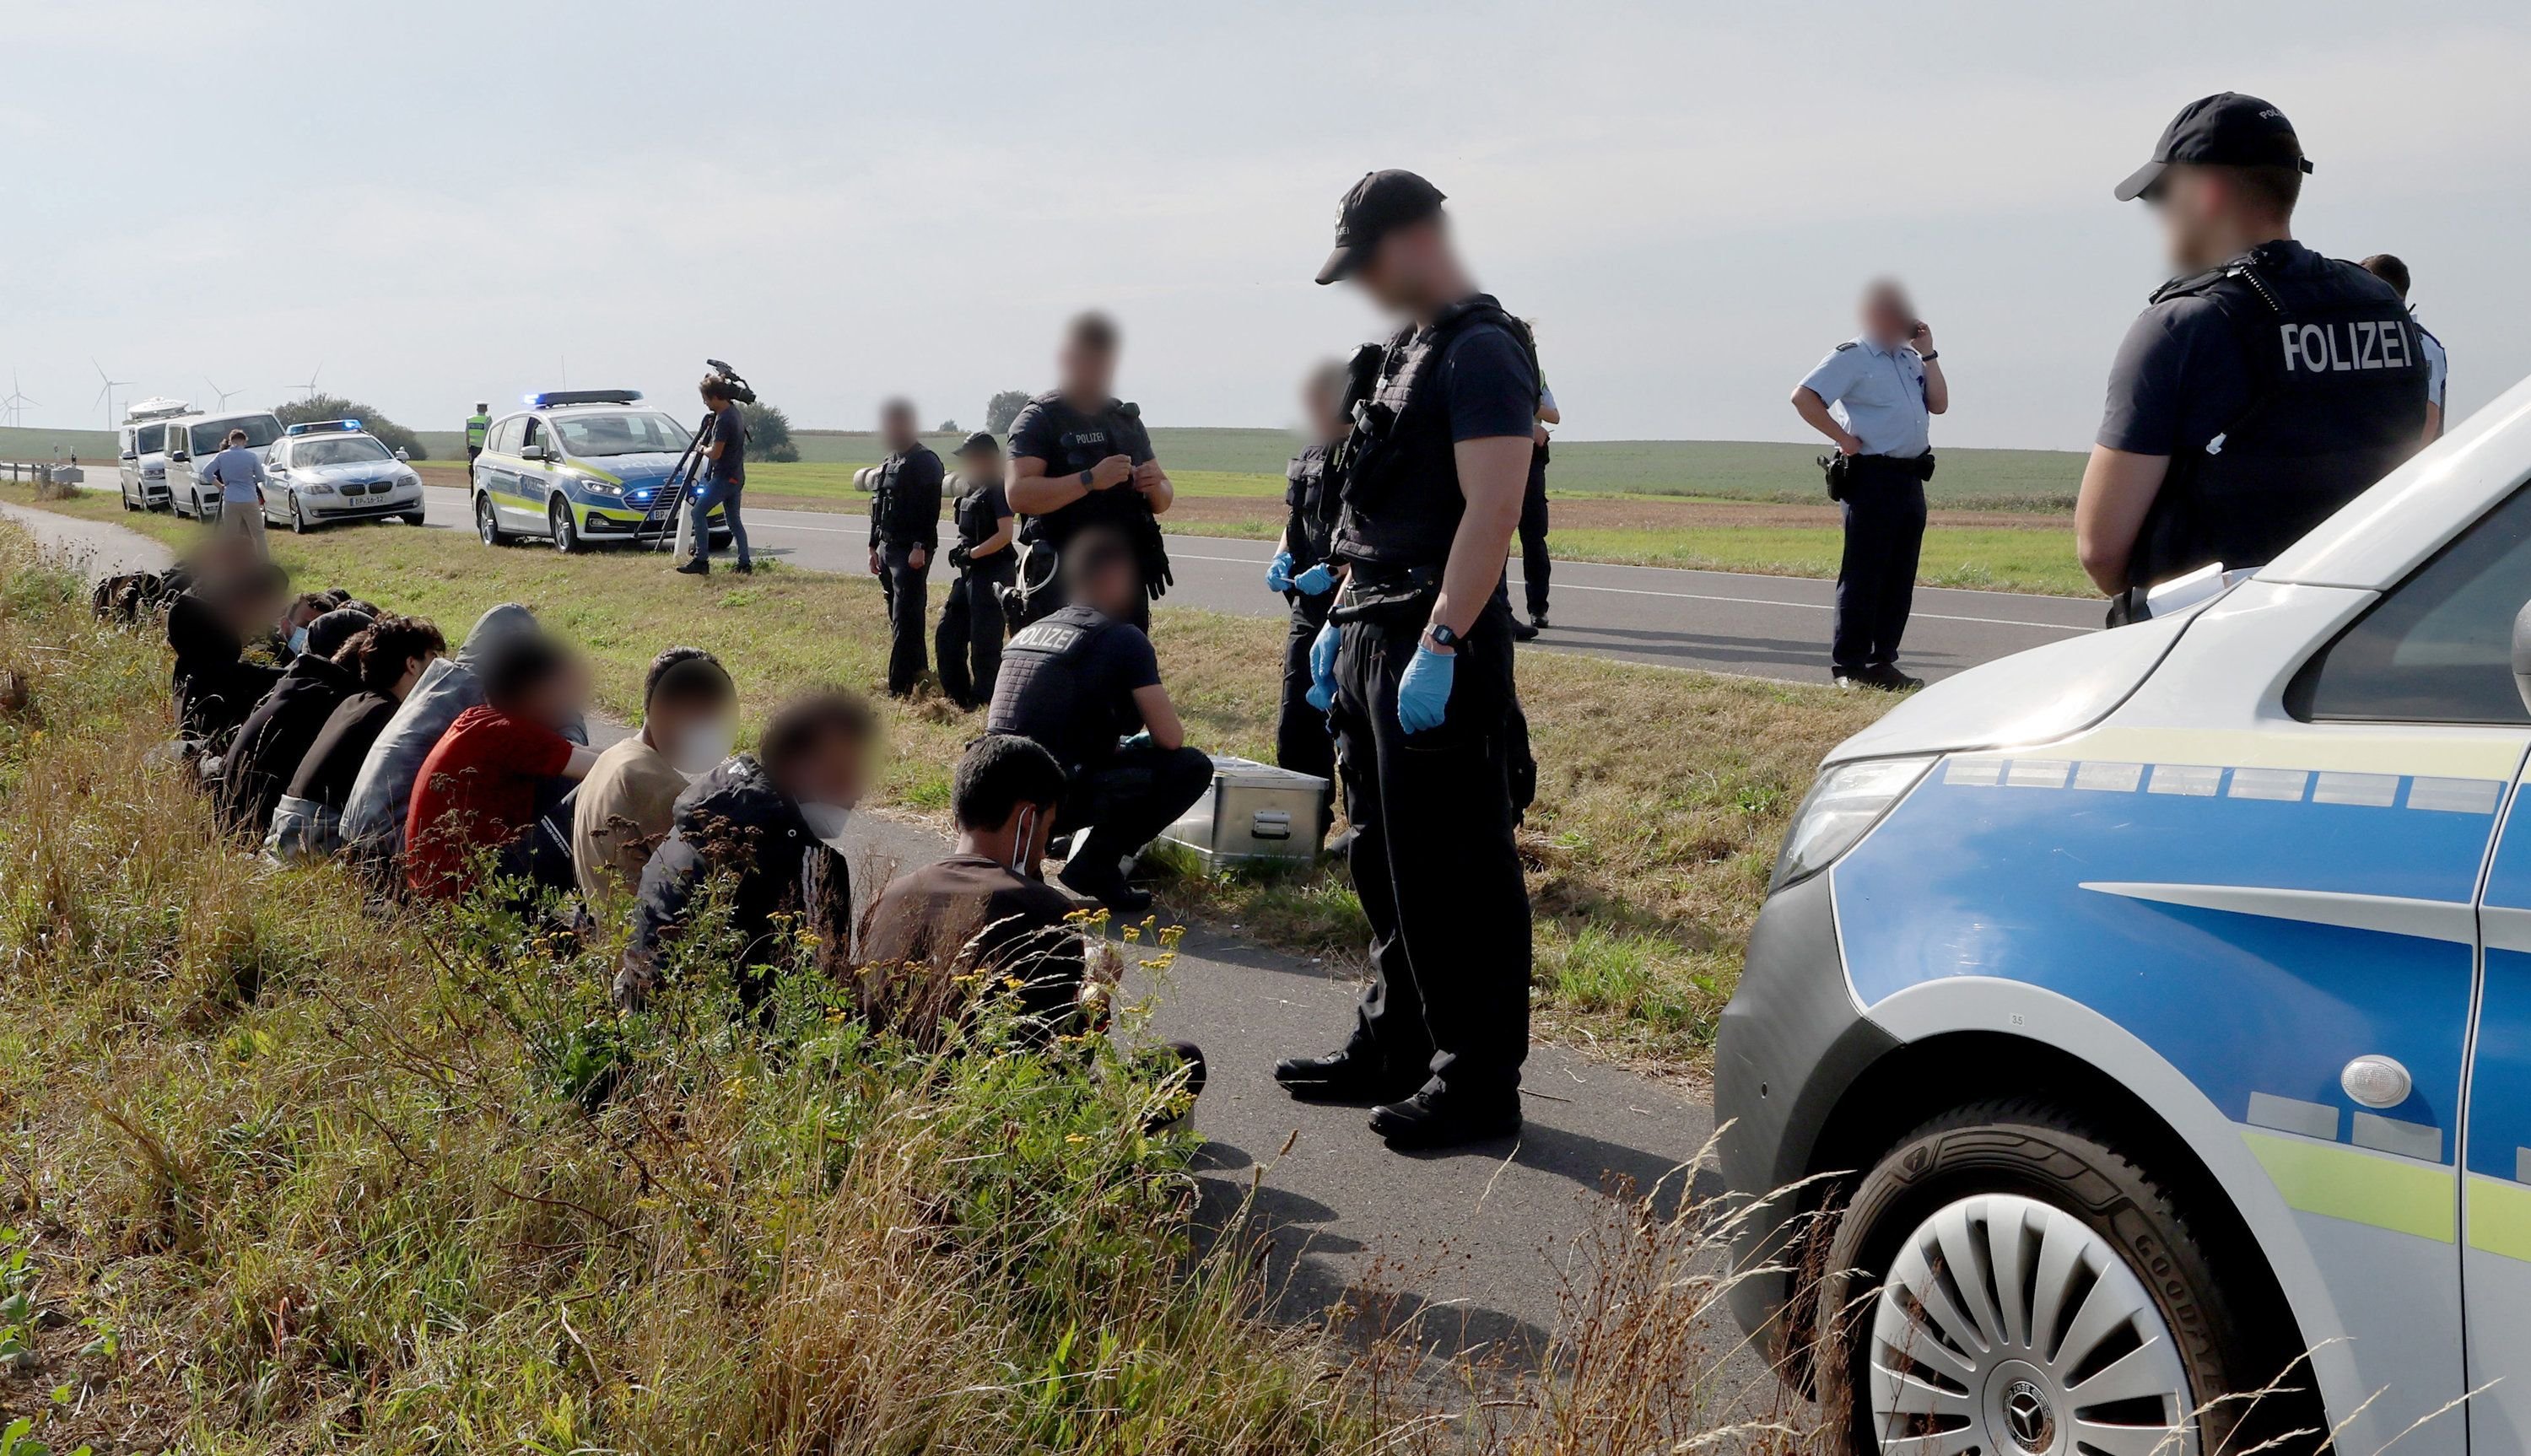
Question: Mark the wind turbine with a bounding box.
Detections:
[203,375,244,409]
[3,371,35,429]
[91,359,133,430]
[291,364,323,402]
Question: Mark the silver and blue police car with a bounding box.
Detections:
[260,419,425,532]
[1722,375,2531,1454]
[467,390,726,553]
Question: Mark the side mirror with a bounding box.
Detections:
[2512,601,2531,717]
[521,444,548,461]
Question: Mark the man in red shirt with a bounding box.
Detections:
[405,635,596,898]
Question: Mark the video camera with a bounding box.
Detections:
[704,358,758,407]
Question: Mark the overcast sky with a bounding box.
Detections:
[8,1,2528,449]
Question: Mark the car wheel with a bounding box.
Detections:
[290,498,310,534]
[475,493,508,547]
[548,497,582,554]
[1821,1098,2294,1456]
[403,510,428,528]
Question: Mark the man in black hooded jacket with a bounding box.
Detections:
[169,564,289,749]
[219,606,375,832]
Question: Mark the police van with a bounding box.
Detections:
[258,419,425,532]
[115,396,192,511]
[1720,376,2531,1455]
[468,390,727,553]
[164,407,289,520]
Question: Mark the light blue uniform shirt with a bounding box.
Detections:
[203,445,270,504]
[1798,335,1931,458]
[2415,310,2447,410]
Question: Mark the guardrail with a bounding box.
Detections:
[0,462,86,487]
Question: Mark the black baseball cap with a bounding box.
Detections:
[1316,170,1446,285]
[957,429,998,456]
[2116,92,2312,202]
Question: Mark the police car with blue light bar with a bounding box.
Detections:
[1722,375,2531,1454]
[467,390,728,553]
[260,419,424,532]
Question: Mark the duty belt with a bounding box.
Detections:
[1331,564,1442,623]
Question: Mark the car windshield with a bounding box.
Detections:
[293,437,393,466]
[189,415,284,455]
[553,410,690,458]
[134,424,164,453]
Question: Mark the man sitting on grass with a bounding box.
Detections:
[267,614,447,862]
[985,527,1215,912]
[404,635,597,900]
[617,689,875,1011]
[169,560,290,749]
[571,647,738,915]
[219,605,375,833]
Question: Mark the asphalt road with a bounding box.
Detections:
[6,496,1772,1408]
[413,484,2097,684]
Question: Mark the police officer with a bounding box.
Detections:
[2360,254,2449,444]
[1004,313,1174,630]
[2080,94,2427,622]
[1792,280,1945,690]
[1508,372,1561,642]
[464,402,490,479]
[1272,170,1537,1151]
[866,398,943,697]
[936,430,1017,711]
[1265,361,1346,785]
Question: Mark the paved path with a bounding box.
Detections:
[13,497,1763,1402]
[413,485,2097,684]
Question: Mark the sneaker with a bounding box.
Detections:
[1272,1049,1422,1104]
[674,558,710,576]
[1508,617,1541,642]
[1868,664,1925,692]
[1368,1089,1521,1149]
[1055,855,1154,914]
[733,559,754,575]
[1530,613,1550,631]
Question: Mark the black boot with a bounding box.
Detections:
[1056,854,1153,914]
[1272,1049,1422,1104]
[1368,1089,1520,1149]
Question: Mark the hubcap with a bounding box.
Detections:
[552,503,573,550]
[1865,1193,2193,1456]
[478,499,495,543]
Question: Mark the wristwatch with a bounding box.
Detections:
[1077,467,1096,488]
[1918,349,1940,363]
[1423,623,1461,653]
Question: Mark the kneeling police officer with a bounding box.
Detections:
[2078,93,2427,623]
[1275,170,1538,1151]
[937,430,1017,711]
[1004,312,1174,630]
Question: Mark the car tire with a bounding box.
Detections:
[548,497,582,554]
[403,510,427,527]
[1819,1098,2300,1456]
[290,498,310,535]
[475,493,509,547]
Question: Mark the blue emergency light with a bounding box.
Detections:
[283,418,364,436]
[525,389,642,408]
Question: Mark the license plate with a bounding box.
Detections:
[646,507,672,521]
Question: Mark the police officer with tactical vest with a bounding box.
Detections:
[867,398,945,698]
[465,403,490,477]
[2079,94,2428,623]
[1273,170,1538,1151]
[1004,313,1174,631]
[937,430,1017,711]
[1265,360,1346,786]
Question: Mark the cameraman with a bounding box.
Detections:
[1005,312,1174,629]
[677,373,753,576]
[866,398,944,698]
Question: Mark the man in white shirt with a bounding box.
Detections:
[201,429,273,558]
[2361,254,2447,443]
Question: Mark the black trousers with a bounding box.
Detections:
[936,562,1014,710]
[1275,590,1336,786]
[1327,601,1531,1103]
[876,542,931,697]
[1058,742,1216,876]
[1832,456,1928,673]
[1517,453,1551,619]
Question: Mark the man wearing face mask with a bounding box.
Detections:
[617,688,876,1011]
[572,647,738,915]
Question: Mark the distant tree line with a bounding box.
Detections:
[275,395,428,460]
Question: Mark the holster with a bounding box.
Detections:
[1330,566,1441,628]
[1817,453,1848,503]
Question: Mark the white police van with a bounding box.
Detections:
[116,396,192,511]
[1720,376,2531,1455]
[165,407,288,520]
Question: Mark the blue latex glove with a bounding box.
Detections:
[1292,562,1337,596]
[1303,622,1341,711]
[1266,550,1295,593]
[1395,644,1455,734]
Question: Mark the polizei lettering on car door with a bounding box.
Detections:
[2280,319,2415,373]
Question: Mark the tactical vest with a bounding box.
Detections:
[465,415,489,448]
[870,449,927,544]
[985,605,1120,768]
[952,475,1015,572]
[1331,296,1538,574]
[1283,444,1335,570]
[1013,393,1171,600]
[2127,245,2429,590]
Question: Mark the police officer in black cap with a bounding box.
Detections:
[1004,312,1174,630]
[1272,170,1538,1151]
[936,430,1017,711]
[2079,92,2428,623]
[867,398,944,697]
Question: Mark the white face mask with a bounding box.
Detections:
[289,626,310,655]
[672,717,736,776]
[798,801,853,850]
[1011,805,1039,876]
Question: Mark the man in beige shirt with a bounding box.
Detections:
[573,648,737,913]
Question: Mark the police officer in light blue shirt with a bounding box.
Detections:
[200,428,274,557]
[1792,278,1947,689]
[2361,253,2448,443]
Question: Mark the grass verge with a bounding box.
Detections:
[21,488,1891,1068]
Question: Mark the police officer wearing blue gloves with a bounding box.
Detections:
[1266,360,1347,786]
[1273,170,1539,1151]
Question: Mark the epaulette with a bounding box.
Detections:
[1834,341,1859,352]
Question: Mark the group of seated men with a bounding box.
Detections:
[148,545,1206,1091]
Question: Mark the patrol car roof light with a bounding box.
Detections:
[1770,755,1935,893]
[283,418,365,436]
[526,389,643,409]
